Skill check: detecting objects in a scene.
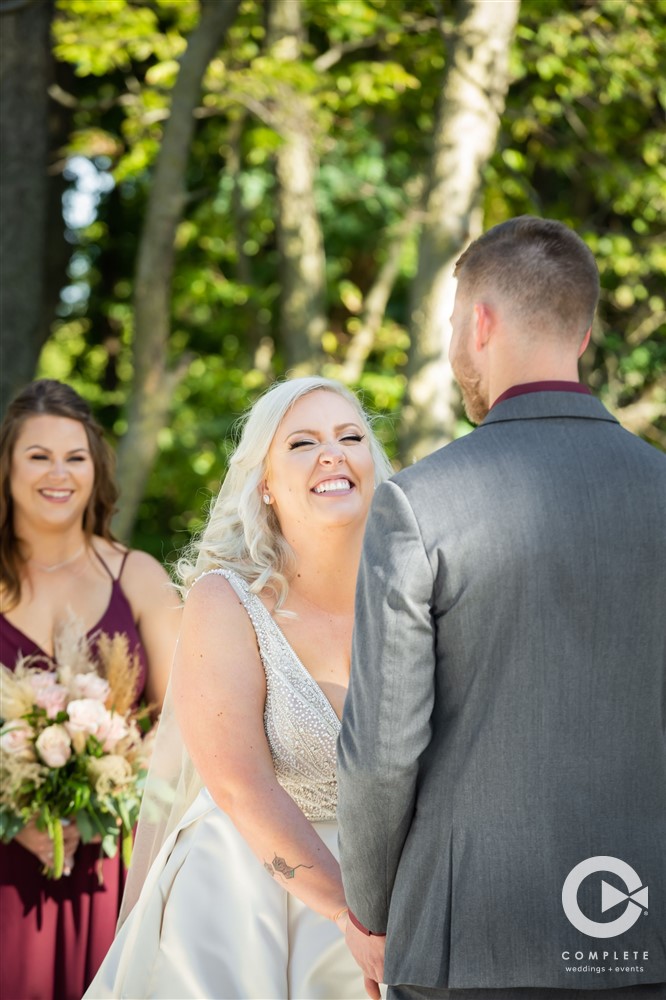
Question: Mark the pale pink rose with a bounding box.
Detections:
[29,671,60,696]
[97,711,129,753]
[0,720,35,759]
[29,672,69,719]
[35,724,72,768]
[66,698,110,736]
[72,673,110,703]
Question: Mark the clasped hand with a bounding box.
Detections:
[344,917,385,1000]
[16,818,81,876]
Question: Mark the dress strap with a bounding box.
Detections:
[93,545,130,582]
[92,546,115,580]
[191,567,250,594]
[116,549,131,582]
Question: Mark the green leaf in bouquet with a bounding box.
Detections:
[117,796,133,832]
[75,809,96,844]
[125,797,141,829]
[86,735,105,758]
[84,802,120,858]
[34,803,51,832]
[0,808,25,843]
[97,795,120,820]
[101,830,119,858]
[72,783,91,812]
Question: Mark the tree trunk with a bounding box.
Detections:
[398,0,520,464]
[0,0,53,412]
[114,0,241,541]
[341,181,423,385]
[267,0,327,372]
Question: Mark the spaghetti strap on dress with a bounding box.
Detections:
[84,569,365,1000]
[92,547,131,582]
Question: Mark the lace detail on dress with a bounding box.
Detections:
[192,569,340,821]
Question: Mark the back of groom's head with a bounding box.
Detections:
[454,216,600,342]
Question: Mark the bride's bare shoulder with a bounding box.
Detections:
[186,569,244,604]
[181,570,259,647]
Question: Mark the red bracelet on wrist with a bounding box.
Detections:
[348,908,387,937]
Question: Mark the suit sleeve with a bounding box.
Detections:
[337,478,435,933]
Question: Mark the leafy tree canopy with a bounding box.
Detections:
[39,0,665,558]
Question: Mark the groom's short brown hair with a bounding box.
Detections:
[454,216,600,341]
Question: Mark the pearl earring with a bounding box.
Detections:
[263,493,271,505]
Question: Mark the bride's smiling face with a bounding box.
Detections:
[264,390,375,535]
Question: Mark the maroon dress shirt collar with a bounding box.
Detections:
[491,380,592,410]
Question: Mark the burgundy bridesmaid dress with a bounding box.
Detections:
[0,551,148,1000]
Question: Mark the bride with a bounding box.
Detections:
[85,376,392,999]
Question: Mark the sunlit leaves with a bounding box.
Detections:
[41,0,665,553]
[53,0,188,76]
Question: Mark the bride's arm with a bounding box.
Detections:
[171,573,347,924]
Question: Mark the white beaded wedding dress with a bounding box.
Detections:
[85,570,365,1000]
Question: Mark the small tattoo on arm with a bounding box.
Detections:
[263,853,314,880]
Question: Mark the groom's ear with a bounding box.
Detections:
[578,326,592,358]
[472,302,494,353]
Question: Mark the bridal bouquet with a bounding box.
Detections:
[0,620,156,879]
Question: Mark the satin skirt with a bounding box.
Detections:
[84,788,366,1000]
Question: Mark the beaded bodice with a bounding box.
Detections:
[197,569,340,821]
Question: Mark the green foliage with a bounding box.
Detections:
[40,0,665,559]
[494,0,666,431]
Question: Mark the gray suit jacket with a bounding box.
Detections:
[337,391,666,990]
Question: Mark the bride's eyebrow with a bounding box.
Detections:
[285,423,363,439]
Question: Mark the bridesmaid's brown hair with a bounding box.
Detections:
[0,380,119,611]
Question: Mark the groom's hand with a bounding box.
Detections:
[345,919,385,998]
[363,975,381,1000]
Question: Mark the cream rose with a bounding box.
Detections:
[0,720,36,760]
[97,711,129,753]
[72,673,110,703]
[35,724,72,768]
[66,698,110,737]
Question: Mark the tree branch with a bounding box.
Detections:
[313,18,439,73]
[616,383,666,448]
[627,310,666,347]
[341,180,425,384]
[114,0,241,540]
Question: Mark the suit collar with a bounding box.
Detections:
[491,380,592,407]
[479,390,619,428]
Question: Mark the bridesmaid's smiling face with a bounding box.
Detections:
[263,390,375,536]
[10,415,95,532]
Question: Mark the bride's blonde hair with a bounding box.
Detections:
[177,376,392,608]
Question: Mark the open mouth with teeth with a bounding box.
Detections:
[312,478,354,495]
[39,489,74,502]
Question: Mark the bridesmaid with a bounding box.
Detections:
[0,379,181,1000]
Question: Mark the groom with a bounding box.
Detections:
[337,216,666,999]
